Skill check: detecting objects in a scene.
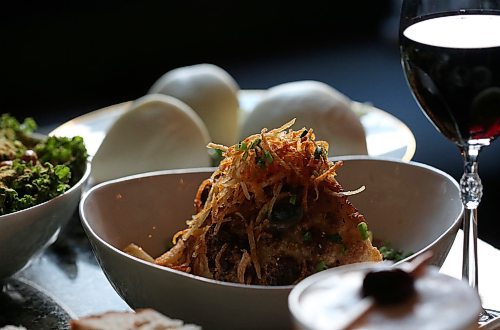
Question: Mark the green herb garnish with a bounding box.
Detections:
[263,150,273,163]
[328,233,343,243]
[210,149,224,166]
[379,244,413,262]
[328,233,347,253]
[256,150,273,168]
[303,230,312,242]
[235,141,248,152]
[316,260,328,272]
[357,222,371,241]
[249,138,261,149]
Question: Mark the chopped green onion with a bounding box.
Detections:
[236,141,248,151]
[328,233,347,254]
[257,150,273,168]
[357,222,370,240]
[328,233,342,243]
[379,244,413,262]
[249,138,261,149]
[210,149,224,167]
[303,231,312,242]
[289,194,297,205]
[263,150,273,164]
[316,260,328,272]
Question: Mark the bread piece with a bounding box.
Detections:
[70,308,201,330]
[240,80,368,156]
[91,94,211,184]
[149,63,240,146]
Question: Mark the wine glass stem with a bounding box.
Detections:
[459,144,493,322]
[460,145,482,287]
[462,207,479,289]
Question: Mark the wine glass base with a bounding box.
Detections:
[479,308,500,328]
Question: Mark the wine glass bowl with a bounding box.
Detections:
[399,0,500,324]
[400,10,500,146]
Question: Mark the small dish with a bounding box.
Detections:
[289,261,482,330]
[0,161,91,279]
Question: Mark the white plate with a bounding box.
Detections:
[50,90,416,161]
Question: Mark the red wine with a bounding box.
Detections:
[401,14,500,145]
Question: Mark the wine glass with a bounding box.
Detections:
[399,0,500,323]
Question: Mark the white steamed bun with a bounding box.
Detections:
[149,63,240,146]
[240,80,368,156]
[91,94,211,184]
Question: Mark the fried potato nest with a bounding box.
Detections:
[127,119,382,285]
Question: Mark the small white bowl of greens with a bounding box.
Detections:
[0,114,90,279]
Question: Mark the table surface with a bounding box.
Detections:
[2,212,500,328]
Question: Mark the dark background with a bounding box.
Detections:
[2,1,499,248]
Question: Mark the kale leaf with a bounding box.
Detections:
[0,114,88,215]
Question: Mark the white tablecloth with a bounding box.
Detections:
[441,230,500,312]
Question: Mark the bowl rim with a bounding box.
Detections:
[0,160,92,220]
[79,155,463,289]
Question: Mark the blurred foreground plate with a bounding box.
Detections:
[0,277,75,328]
[50,90,416,161]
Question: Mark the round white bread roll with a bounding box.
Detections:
[240,80,368,156]
[91,94,211,184]
[148,63,240,147]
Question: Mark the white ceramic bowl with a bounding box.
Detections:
[0,161,91,279]
[288,261,481,330]
[79,156,463,330]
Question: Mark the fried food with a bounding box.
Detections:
[70,308,201,330]
[129,119,382,285]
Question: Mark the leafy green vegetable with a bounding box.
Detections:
[0,113,36,137]
[0,114,88,215]
[35,135,87,185]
